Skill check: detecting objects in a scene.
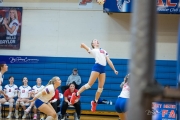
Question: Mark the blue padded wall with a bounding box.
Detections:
[0,56,176,111]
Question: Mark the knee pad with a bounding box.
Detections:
[84,84,91,89]
[20,102,24,106]
[9,103,13,107]
[97,88,103,93]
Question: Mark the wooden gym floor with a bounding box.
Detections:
[0,115,118,120]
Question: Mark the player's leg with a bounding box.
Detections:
[115,97,127,120]
[78,71,100,95]
[0,98,7,118]
[35,99,57,120]
[25,101,35,113]
[15,98,21,118]
[95,73,105,102]
[91,73,106,112]
[47,103,58,120]
[6,98,14,118]
[70,71,99,104]
[20,98,29,119]
[33,105,38,120]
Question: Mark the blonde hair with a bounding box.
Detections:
[38,76,59,93]
[91,39,98,49]
[8,8,18,24]
[47,76,59,85]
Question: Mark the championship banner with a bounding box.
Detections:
[151,102,177,120]
[104,0,180,14]
[0,7,23,50]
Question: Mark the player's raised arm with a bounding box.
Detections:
[106,56,118,75]
[80,43,90,52]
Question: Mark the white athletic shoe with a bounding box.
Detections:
[25,106,31,113]
[6,112,12,118]
[109,100,113,105]
[22,113,26,119]
[15,110,19,119]
[61,116,65,120]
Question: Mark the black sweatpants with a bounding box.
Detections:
[61,101,81,118]
[51,99,60,112]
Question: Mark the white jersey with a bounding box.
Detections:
[88,48,108,66]
[39,84,55,103]
[18,86,31,98]
[7,19,19,36]
[4,84,18,98]
[32,85,44,93]
[119,83,130,98]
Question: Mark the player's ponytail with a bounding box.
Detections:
[124,73,130,83]
[91,40,94,49]
[47,76,58,85]
[0,61,6,71]
[38,76,59,93]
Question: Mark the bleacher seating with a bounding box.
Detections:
[1,56,177,112]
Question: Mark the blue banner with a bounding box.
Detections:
[176,18,180,120]
[104,0,180,14]
[151,102,177,120]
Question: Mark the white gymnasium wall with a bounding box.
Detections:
[0,0,178,60]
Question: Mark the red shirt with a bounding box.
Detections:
[64,89,80,101]
[50,89,60,101]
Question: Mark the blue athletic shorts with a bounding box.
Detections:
[92,63,105,74]
[115,97,128,113]
[35,99,44,108]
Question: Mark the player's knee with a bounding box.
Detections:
[84,83,91,89]
[97,88,103,93]
[9,99,14,103]
[20,102,24,106]
[9,103,13,107]
[51,112,57,119]
[16,101,19,105]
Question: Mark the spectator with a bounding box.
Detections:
[61,68,81,93]
[0,76,18,118]
[49,89,60,113]
[15,77,31,119]
[61,83,81,120]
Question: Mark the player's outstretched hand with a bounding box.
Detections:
[114,70,118,75]
[80,43,85,48]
